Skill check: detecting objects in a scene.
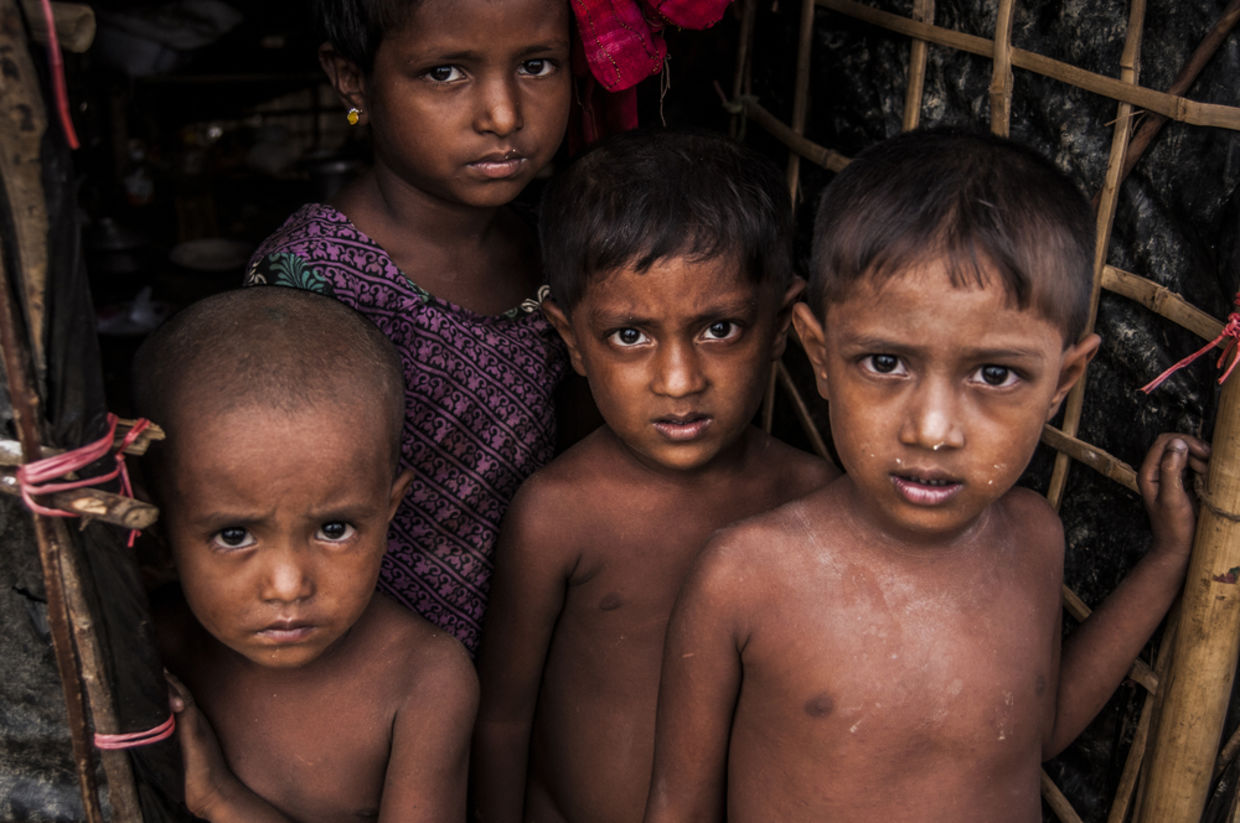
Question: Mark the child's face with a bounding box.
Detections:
[161,403,411,669]
[546,256,798,473]
[360,0,571,209]
[794,259,1098,541]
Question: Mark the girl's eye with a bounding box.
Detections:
[519,58,556,77]
[863,354,905,375]
[973,365,1019,388]
[703,321,741,341]
[608,328,648,347]
[211,527,254,551]
[425,65,464,83]
[317,521,356,542]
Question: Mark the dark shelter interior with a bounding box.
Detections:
[1,0,1238,820]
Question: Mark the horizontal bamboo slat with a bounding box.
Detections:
[815,0,1240,131]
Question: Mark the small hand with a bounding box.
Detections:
[166,670,234,818]
[1138,432,1210,559]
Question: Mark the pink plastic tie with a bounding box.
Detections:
[94,713,176,750]
[1142,295,1240,394]
[16,413,151,544]
[38,0,80,149]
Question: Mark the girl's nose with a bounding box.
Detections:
[476,76,523,137]
[651,341,707,398]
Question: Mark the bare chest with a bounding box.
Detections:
[196,675,393,821]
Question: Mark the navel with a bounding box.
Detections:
[804,692,836,718]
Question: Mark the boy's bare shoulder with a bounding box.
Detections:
[690,481,847,588]
[503,428,635,523]
[746,429,840,494]
[363,595,478,702]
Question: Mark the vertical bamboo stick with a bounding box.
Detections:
[0,236,102,822]
[1138,374,1240,822]
[1107,610,1178,823]
[901,0,933,130]
[729,0,758,139]
[1046,0,1143,509]
[987,0,1015,136]
[785,0,816,203]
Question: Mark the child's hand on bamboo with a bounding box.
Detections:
[1139,432,1210,562]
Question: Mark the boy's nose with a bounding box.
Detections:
[260,546,315,604]
[899,381,965,451]
[475,76,523,137]
[651,341,707,398]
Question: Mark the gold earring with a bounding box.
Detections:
[346,107,361,126]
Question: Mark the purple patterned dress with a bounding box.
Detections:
[245,203,569,655]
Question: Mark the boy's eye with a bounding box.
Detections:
[973,365,1019,388]
[210,527,255,551]
[863,354,905,375]
[703,321,740,341]
[518,58,556,77]
[316,521,356,542]
[425,65,464,83]
[608,328,648,347]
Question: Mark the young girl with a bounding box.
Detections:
[246,0,574,656]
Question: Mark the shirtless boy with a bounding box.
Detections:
[643,128,1210,823]
[133,287,477,823]
[471,130,838,823]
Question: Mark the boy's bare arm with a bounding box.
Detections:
[472,478,575,823]
[166,673,295,823]
[381,636,479,823]
[1047,433,1209,758]
[644,537,746,823]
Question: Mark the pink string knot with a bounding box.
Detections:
[1142,294,1240,394]
[16,413,151,545]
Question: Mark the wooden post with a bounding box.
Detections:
[1139,374,1240,821]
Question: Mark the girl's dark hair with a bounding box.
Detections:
[809,127,1095,341]
[315,0,420,74]
[541,128,794,312]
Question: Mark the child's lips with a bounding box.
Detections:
[468,150,527,179]
[653,414,712,441]
[890,472,963,505]
[256,619,316,644]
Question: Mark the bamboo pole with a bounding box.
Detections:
[0,237,102,821]
[1107,614,1178,823]
[776,358,831,462]
[1101,265,1224,344]
[1047,0,1142,510]
[1043,769,1088,823]
[739,97,851,171]
[814,0,1240,131]
[1138,373,1240,822]
[1041,425,1139,495]
[729,0,758,140]
[901,0,933,130]
[785,0,817,203]
[987,0,1015,137]
[1117,0,1240,185]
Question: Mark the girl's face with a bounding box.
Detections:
[362,0,571,209]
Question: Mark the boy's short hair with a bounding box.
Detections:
[809,128,1095,342]
[315,0,420,74]
[541,129,794,312]
[131,286,406,472]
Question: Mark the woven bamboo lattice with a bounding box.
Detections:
[729,1,1240,821]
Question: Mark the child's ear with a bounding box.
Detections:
[319,43,367,123]
[792,302,831,401]
[769,278,806,361]
[388,469,414,522]
[541,299,587,377]
[1047,333,1102,420]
